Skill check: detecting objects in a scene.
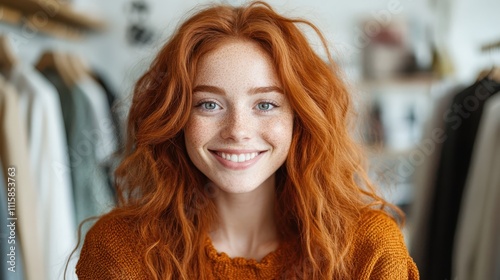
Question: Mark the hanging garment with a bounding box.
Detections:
[8,64,77,280]
[77,78,118,163]
[408,79,463,273]
[91,72,124,147]
[90,72,125,199]
[0,75,46,280]
[424,77,500,280]
[453,93,500,280]
[79,76,121,199]
[0,159,25,280]
[40,70,114,236]
[492,150,500,280]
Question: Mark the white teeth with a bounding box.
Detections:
[238,154,245,162]
[217,152,259,163]
[230,154,238,162]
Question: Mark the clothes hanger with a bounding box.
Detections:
[488,67,500,83]
[35,51,79,87]
[476,68,491,81]
[65,53,91,82]
[0,35,18,73]
[478,39,500,83]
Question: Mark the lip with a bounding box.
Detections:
[210,149,263,154]
[209,149,266,170]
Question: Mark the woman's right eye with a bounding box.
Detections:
[196,101,221,111]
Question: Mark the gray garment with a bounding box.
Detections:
[41,70,114,236]
[0,160,25,280]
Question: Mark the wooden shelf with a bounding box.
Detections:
[0,0,106,39]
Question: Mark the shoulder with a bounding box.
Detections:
[354,209,403,245]
[85,211,139,240]
[76,211,149,279]
[349,209,419,280]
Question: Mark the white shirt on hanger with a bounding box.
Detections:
[0,75,46,280]
[9,64,77,280]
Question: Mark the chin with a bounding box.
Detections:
[211,180,267,194]
[216,184,260,194]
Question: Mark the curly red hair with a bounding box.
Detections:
[101,1,400,279]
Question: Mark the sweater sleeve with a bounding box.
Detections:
[76,214,150,280]
[350,210,420,280]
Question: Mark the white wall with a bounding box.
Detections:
[1,0,498,97]
[447,0,500,82]
[77,0,428,95]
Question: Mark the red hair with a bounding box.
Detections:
[106,1,400,279]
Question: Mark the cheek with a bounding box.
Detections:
[265,113,294,151]
[184,116,209,148]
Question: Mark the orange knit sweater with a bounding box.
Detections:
[76,210,419,279]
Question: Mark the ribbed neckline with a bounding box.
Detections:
[204,237,287,268]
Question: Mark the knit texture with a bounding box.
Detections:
[76,210,419,279]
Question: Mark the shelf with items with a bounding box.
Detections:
[358,72,437,91]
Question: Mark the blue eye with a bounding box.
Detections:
[203,102,218,110]
[196,101,220,111]
[257,102,275,111]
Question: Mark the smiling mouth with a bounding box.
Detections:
[210,151,264,163]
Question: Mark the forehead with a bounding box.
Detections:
[194,40,280,88]
[200,39,269,63]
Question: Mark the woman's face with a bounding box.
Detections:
[184,40,294,194]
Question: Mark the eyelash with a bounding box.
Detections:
[256,100,279,112]
[194,100,280,112]
[194,100,222,111]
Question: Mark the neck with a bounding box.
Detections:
[208,175,280,260]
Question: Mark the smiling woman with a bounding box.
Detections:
[185,39,293,196]
[74,1,419,279]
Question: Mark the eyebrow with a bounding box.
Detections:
[193,85,283,95]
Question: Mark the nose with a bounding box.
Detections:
[220,108,252,141]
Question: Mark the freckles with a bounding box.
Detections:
[185,117,208,145]
[196,41,277,91]
[264,114,294,146]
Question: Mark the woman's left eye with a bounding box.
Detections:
[256,102,276,111]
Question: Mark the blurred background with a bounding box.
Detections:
[0,0,499,279]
